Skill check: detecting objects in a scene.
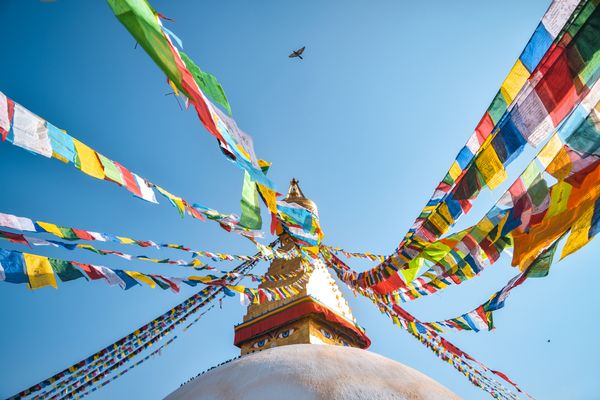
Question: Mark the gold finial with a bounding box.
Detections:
[285,178,305,200]
[284,178,318,217]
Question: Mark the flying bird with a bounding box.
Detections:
[289,46,306,60]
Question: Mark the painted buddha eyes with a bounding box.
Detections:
[252,338,269,349]
[278,328,295,339]
[320,328,333,339]
[251,328,296,349]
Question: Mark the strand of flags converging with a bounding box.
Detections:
[3,0,599,398]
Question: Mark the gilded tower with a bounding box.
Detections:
[234,179,370,355]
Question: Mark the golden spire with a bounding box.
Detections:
[283,178,319,217]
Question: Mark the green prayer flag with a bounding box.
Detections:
[151,276,171,290]
[50,259,85,282]
[180,52,232,115]
[565,115,600,156]
[453,318,472,331]
[59,227,79,241]
[400,257,423,283]
[239,171,262,230]
[488,91,508,124]
[526,237,561,278]
[107,0,184,88]
[98,153,125,185]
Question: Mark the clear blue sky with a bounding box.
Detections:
[1,1,597,399]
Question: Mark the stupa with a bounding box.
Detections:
[166,180,461,400]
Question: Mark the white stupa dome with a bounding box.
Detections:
[166,344,461,400]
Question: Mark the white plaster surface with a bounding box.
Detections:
[306,260,355,322]
[165,344,461,400]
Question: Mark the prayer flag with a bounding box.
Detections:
[239,171,262,230]
[114,270,140,290]
[98,153,125,185]
[73,139,105,179]
[125,270,156,288]
[12,104,52,157]
[47,123,76,163]
[133,174,158,203]
[49,259,85,282]
[0,249,27,283]
[23,252,57,289]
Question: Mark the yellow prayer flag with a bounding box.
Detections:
[461,264,476,279]
[155,185,185,216]
[438,203,454,225]
[191,259,205,267]
[401,257,423,283]
[538,134,563,169]
[258,159,272,169]
[73,139,105,180]
[435,280,449,289]
[475,144,507,190]
[547,181,573,217]
[125,271,156,288]
[422,241,452,262]
[546,146,572,180]
[429,322,444,333]
[173,198,186,217]
[493,213,510,242]
[474,216,496,238]
[303,246,320,255]
[117,236,136,245]
[500,59,530,104]
[561,206,595,259]
[23,253,57,289]
[188,275,212,283]
[257,183,278,214]
[228,285,245,293]
[429,211,450,233]
[36,221,65,238]
[448,161,462,181]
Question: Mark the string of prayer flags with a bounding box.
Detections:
[348,76,600,295]
[0,229,204,268]
[77,335,179,399]
[106,0,274,190]
[328,94,600,303]
[56,315,188,399]
[321,249,528,399]
[434,305,495,333]
[0,247,311,305]
[0,92,263,238]
[406,135,599,303]
[387,0,600,280]
[431,236,562,333]
[7,249,268,400]
[323,245,386,261]
[40,303,209,400]
[0,211,296,263]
